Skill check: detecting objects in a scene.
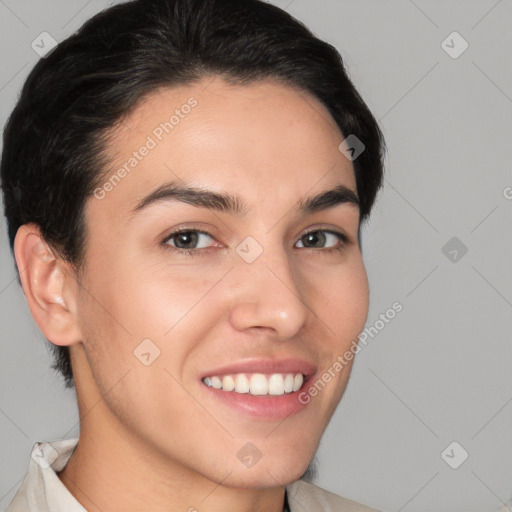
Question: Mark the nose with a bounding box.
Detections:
[228,246,309,340]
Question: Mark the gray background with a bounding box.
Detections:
[1,0,511,511]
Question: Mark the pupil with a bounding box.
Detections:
[176,231,197,249]
[305,231,325,248]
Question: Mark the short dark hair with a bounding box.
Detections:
[1,0,385,389]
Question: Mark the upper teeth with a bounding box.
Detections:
[202,373,304,396]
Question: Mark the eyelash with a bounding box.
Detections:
[160,227,350,258]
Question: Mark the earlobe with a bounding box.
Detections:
[13,223,83,347]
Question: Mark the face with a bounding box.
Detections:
[75,77,369,488]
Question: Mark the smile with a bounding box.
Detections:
[202,372,304,396]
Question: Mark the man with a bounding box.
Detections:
[2,0,384,510]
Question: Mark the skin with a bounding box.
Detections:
[14,76,370,512]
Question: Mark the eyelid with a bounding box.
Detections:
[160,225,220,247]
[298,224,350,242]
[160,222,220,241]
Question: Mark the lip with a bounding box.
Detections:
[199,357,317,379]
[198,358,318,420]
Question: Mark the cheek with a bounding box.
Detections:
[75,264,212,423]
[85,252,211,332]
[311,256,369,343]
[78,256,229,383]
[115,261,226,340]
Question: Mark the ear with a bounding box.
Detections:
[13,223,83,347]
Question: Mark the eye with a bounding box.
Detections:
[160,227,349,257]
[161,229,216,256]
[295,229,348,253]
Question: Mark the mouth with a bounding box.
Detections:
[201,372,308,397]
[198,358,317,418]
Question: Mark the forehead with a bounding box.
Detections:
[90,77,356,221]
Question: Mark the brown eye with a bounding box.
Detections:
[170,231,199,249]
[295,230,347,250]
[161,229,216,255]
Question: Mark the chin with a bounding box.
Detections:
[220,471,303,490]
[215,455,311,489]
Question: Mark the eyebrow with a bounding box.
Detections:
[130,180,359,217]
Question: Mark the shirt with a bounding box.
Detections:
[6,439,380,512]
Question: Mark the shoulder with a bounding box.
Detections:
[285,479,380,512]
